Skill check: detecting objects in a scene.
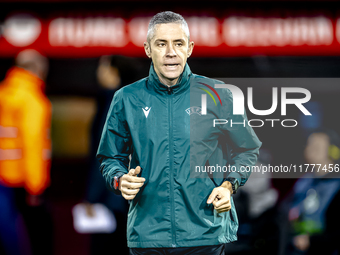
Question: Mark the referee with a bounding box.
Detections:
[97,11,261,255]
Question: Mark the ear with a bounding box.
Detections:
[144,42,152,58]
[187,41,194,58]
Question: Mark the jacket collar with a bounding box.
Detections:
[147,62,192,95]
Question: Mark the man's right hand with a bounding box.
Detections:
[119,166,145,200]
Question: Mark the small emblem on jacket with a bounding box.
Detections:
[142,107,151,118]
[186,107,202,115]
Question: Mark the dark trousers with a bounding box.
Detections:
[129,244,225,255]
[0,185,25,255]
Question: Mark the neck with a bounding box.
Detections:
[158,75,179,87]
[153,67,180,87]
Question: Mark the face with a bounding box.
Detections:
[304,133,330,164]
[144,23,194,86]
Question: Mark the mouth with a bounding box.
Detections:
[164,64,180,70]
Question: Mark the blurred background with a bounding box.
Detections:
[1,0,340,255]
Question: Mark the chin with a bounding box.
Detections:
[166,74,180,80]
[163,71,181,80]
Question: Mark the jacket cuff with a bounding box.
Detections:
[225,171,242,187]
[111,172,125,195]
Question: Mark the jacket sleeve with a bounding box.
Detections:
[96,90,132,194]
[22,94,51,195]
[221,88,262,187]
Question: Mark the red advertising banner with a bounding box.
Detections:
[1,12,340,58]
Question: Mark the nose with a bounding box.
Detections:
[166,43,177,57]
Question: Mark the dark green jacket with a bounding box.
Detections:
[97,63,262,248]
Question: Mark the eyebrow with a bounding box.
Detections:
[154,39,186,44]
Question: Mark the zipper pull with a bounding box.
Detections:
[167,86,171,94]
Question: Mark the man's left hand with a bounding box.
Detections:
[207,181,233,213]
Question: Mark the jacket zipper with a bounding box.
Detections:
[168,86,176,247]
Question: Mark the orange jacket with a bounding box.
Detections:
[0,67,52,195]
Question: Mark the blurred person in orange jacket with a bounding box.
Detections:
[0,49,51,255]
[0,49,51,197]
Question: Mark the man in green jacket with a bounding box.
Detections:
[97,11,262,255]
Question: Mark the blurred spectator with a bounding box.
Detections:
[76,55,139,255]
[0,49,52,254]
[280,128,340,255]
[225,149,280,255]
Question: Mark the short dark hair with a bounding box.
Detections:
[147,11,190,44]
